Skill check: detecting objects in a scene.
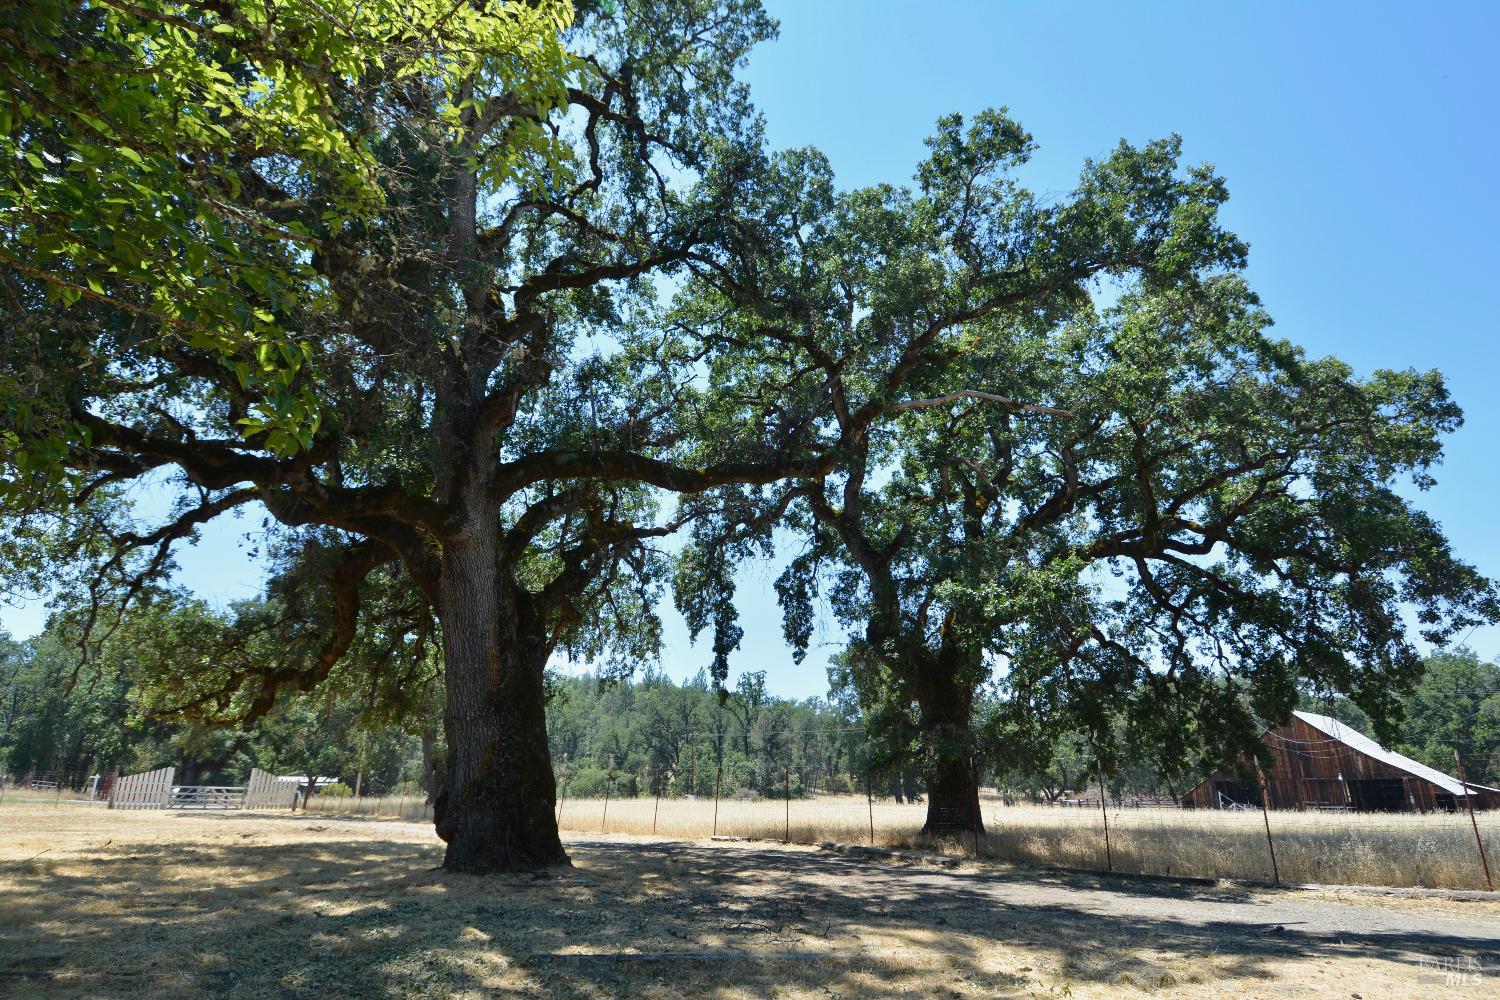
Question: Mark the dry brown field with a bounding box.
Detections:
[2,802,1499,998]
[299,790,1500,890]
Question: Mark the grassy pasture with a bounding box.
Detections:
[303,792,1500,890]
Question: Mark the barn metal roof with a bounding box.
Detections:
[1292,710,1477,798]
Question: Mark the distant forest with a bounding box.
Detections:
[2,604,1496,799]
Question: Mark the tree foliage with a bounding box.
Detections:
[2,0,1493,863]
[1392,648,1500,783]
[0,602,432,790]
[2,0,575,480]
[676,112,1495,829]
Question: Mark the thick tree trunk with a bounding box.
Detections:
[915,663,984,836]
[434,535,567,873]
[922,750,983,835]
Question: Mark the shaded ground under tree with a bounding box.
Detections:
[1,805,1496,998]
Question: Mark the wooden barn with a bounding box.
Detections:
[1182,710,1500,812]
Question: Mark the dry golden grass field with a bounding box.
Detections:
[3,802,1499,999]
[301,791,1500,891]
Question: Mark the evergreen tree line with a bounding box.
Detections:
[4,602,1495,800]
[0,607,430,795]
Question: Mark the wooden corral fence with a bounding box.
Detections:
[108,766,175,809]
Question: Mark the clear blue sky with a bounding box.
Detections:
[3,1,1496,698]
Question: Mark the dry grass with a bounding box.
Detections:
[304,792,1500,890]
[2,803,1495,999]
[956,802,1500,891]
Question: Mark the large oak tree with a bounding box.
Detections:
[9,0,1487,868]
[3,0,815,871]
[4,1,1224,869]
[679,116,1496,834]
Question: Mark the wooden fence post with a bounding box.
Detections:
[1453,747,1493,892]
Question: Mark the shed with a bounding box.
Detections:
[1182,710,1500,812]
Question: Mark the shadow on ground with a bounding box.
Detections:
[1,827,1495,998]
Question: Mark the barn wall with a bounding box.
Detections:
[1472,787,1500,810]
[1182,717,1466,812]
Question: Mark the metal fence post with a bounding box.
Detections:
[1453,747,1493,892]
[1257,765,1280,883]
[784,759,792,844]
[971,755,982,859]
[865,767,875,846]
[556,755,571,827]
[1096,758,1112,872]
[712,758,722,837]
[652,767,662,836]
[601,766,613,834]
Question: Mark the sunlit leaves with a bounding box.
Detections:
[0,0,576,492]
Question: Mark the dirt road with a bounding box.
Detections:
[669,838,1500,945]
[560,837,1500,996]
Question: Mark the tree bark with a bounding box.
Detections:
[434,533,568,873]
[915,661,984,836]
[922,748,983,835]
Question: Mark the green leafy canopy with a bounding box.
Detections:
[1,0,576,498]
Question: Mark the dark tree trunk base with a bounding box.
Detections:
[441,843,572,875]
[434,783,572,874]
[920,758,985,836]
[914,657,984,836]
[435,535,569,874]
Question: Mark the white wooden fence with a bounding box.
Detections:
[109,766,175,809]
[243,768,298,810]
[107,766,299,810]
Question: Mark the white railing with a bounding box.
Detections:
[107,766,300,810]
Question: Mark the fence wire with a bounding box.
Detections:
[8,736,1499,892]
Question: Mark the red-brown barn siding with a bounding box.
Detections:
[1183,715,1497,812]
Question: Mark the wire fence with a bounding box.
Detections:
[8,746,1500,891]
[0,768,113,805]
[283,760,1500,892]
